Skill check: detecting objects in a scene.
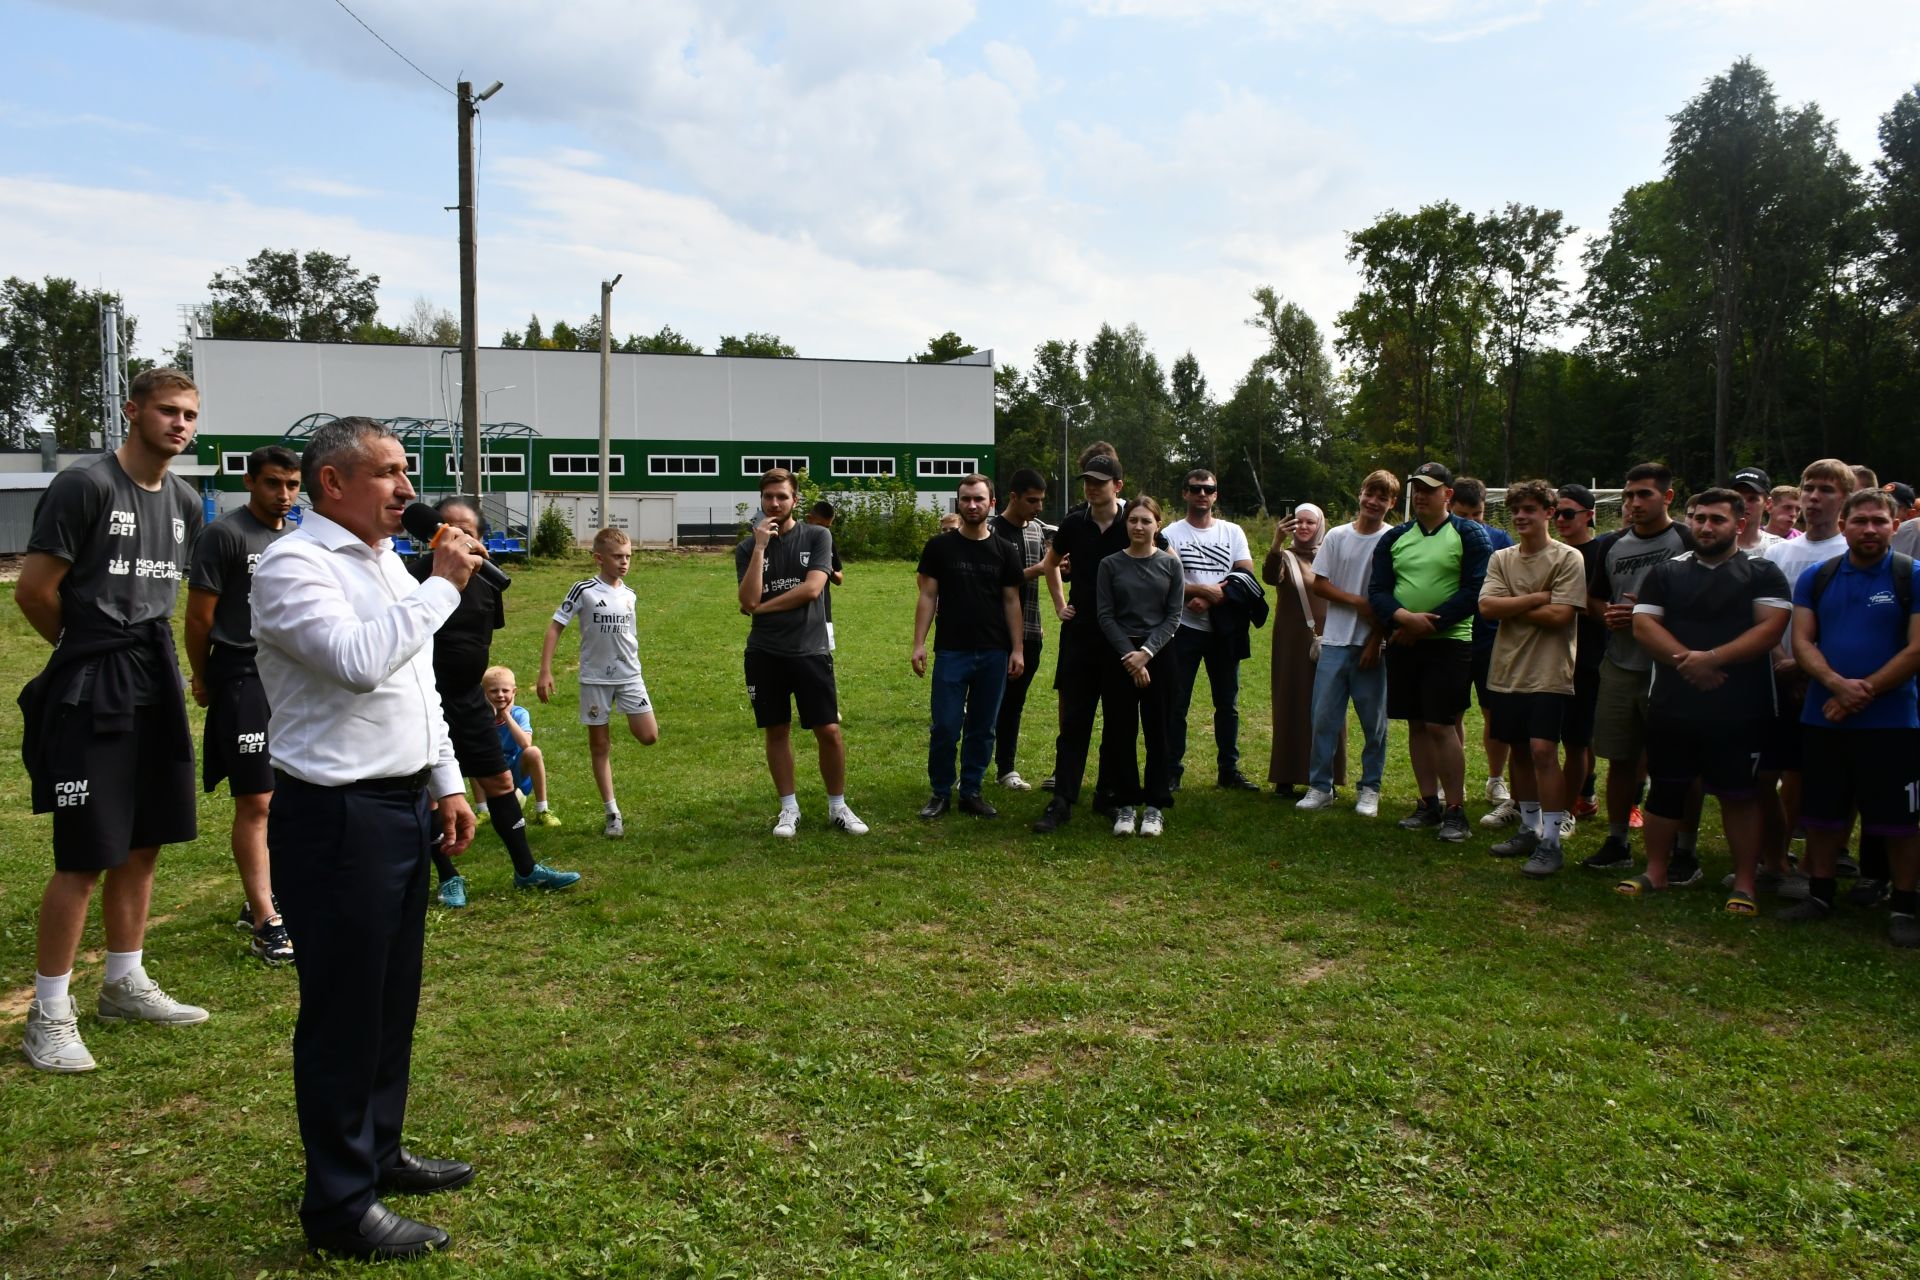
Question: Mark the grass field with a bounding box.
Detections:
[2,550,1918,1278]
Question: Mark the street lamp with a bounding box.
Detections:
[1042,398,1089,521]
[481,384,516,423]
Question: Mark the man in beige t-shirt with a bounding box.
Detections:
[1478,480,1588,877]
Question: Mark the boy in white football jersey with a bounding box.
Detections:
[537,527,659,837]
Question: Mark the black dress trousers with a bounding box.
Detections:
[269,771,434,1234]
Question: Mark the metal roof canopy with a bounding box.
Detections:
[279,414,541,533]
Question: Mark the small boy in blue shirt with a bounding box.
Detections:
[477,665,558,826]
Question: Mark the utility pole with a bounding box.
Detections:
[597,274,622,525]
[1043,398,1088,521]
[456,79,502,498]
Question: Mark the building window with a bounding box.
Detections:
[647,455,719,476]
[742,455,811,477]
[831,456,897,478]
[443,453,526,477]
[915,457,979,478]
[220,452,250,476]
[550,454,625,477]
[403,454,421,475]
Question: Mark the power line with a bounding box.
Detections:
[327,0,454,96]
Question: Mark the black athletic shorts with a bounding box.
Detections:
[1801,727,1920,837]
[441,683,509,779]
[1562,664,1600,750]
[1486,690,1572,748]
[1645,715,1767,803]
[1385,638,1474,724]
[1472,645,1495,709]
[203,670,275,797]
[745,649,840,729]
[1758,671,1806,773]
[50,701,197,872]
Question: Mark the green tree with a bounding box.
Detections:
[992,362,1055,493]
[631,324,704,355]
[0,277,140,449]
[911,331,978,363]
[717,331,798,358]
[1247,286,1337,467]
[1482,204,1572,481]
[399,295,460,346]
[1169,351,1215,475]
[1083,322,1176,501]
[207,248,380,342]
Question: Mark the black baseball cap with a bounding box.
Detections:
[1888,481,1916,510]
[1557,483,1596,511]
[1409,461,1452,489]
[1730,467,1771,494]
[1080,455,1123,483]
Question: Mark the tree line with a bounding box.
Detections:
[994,60,1920,514]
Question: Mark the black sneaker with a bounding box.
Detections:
[1436,807,1470,843]
[1397,800,1442,831]
[1032,798,1071,834]
[1890,913,1920,949]
[1581,837,1634,872]
[1039,773,1055,792]
[1846,878,1890,909]
[1669,854,1704,888]
[251,918,295,966]
[919,794,951,820]
[1490,828,1540,859]
[1217,770,1260,792]
[235,894,282,934]
[1777,897,1833,924]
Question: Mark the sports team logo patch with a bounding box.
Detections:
[799,551,811,566]
[172,517,186,543]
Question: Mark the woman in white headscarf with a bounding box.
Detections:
[1263,503,1344,794]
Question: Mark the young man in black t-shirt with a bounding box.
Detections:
[17,367,208,1073]
[736,468,867,838]
[912,474,1026,819]
[987,469,1062,791]
[186,444,300,965]
[1621,489,1792,912]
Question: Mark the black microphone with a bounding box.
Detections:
[402,503,511,593]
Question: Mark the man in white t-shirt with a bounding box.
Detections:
[1732,468,1781,555]
[1160,469,1258,791]
[1297,470,1399,817]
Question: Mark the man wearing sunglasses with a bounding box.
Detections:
[1161,470,1260,792]
[1554,484,1604,829]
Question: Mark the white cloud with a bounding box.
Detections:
[278,174,378,199]
[1074,0,1550,39]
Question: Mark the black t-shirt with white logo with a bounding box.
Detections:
[736,522,833,657]
[916,529,1024,652]
[1634,549,1792,721]
[28,453,202,704]
[189,506,291,667]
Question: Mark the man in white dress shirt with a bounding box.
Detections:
[252,418,482,1260]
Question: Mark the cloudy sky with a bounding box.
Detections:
[4,0,1917,393]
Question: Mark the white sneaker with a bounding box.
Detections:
[830,806,869,835]
[96,975,209,1026]
[1138,807,1164,837]
[772,808,801,838]
[1486,776,1512,805]
[1480,798,1519,828]
[603,811,625,839]
[1112,806,1137,837]
[1355,786,1381,818]
[1295,788,1334,812]
[23,996,96,1072]
[1559,812,1577,840]
[998,771,1032,792]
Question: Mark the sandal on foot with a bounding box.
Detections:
[1723,891,1758,917]
[1615,873,1665,897]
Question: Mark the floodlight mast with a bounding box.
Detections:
[598,273,623,523]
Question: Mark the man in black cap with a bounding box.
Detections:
[1368,461,1491,843]
[1032,453,1132,832]
[1554,482,1604,827]
[1731,468,1778,554]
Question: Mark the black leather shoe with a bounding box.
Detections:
[1218,770,1260,791]
[377,1148,475,1195]
[307,1200,450,1260]
[956,793,999,819]
[919,793,951,820]
[1032,797,1071,834]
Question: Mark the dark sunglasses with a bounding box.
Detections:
[1186,484,1218,494]
[1553,508,1585,520]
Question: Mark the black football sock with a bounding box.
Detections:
[433,850,459,884]
[488,790,539,878]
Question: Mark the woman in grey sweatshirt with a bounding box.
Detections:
[1096,496,1184,836]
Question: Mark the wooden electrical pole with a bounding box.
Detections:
[457,80,481,499]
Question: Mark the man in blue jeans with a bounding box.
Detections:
[1297,470,1399,816]
[1162,469,1260,790]
[912,474,1026,819]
